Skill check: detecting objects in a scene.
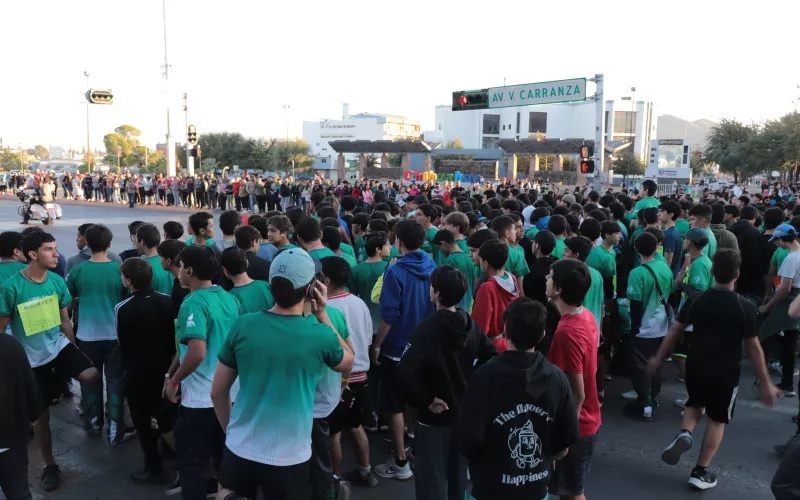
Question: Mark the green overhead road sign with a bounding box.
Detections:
[488,78,586,108]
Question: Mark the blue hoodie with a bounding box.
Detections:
[379,250,437,358]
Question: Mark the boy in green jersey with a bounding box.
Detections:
[296,217,336,261]
[415,204,441,263]
[548,215,569,260]
[185,211,217,249]
[322,226,357,268]
[349,233,390,333]
[0,231,27,289]
[491,215,529,291]
[626,232,674,421]
[672,228,713,386]
[221,247,275,313]
[0,231,99,492]
[135,223,174,295]
[66,224,129,444]
[165,245,241,499]
[211,248,353,499]
[434,229,477,312]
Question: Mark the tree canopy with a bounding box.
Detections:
[612,152,645,179]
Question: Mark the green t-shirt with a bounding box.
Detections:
[675,219,691,236]
[146,254,174,296]
[423,227,441,264]
[185,236,217,248]
[340,242,356,260]
[176,285,242,408]
[229,280,275,314]
[67,261,124,342]
[218,311,343,465]
[525,227,539,239]
[686,254,713,291]
[772,247,790,272]
[349,260,388,333]
[455,239,469,253]
[443,251,477,312]
[339,252,357,268]
[0,261,26,285]
[309,247,337,261]
[586,245,616,278]
[634,197,661,212]
[354,236,366,263]
[584,267,605,334]
[552,238,566,259]
[627,260,673,339]
[0,271,72,367]
[505,244,530,279]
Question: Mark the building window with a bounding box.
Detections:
[321,158,327,163]
[516,112,521,134]
[502,125,505,131]
[612,135,636,153]
[528,112,547,134]
[613,111,636,134]
[482,137,500,149]
[482,114,500,135]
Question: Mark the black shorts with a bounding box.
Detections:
[685,371,738,424]
[378,355,405,415]
[328,381,367,435]
[673,330,693,359]
[549,433,597,496]
[218,447,311,499]
[33,343,94,408]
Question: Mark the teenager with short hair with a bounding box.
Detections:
[0,231,99,492]
[546,258,601,500]
[135,223,174,296]
[163,221,185,241]
[220,247,274,314]
[472,240,520,353]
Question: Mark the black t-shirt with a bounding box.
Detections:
[678,288,756,378]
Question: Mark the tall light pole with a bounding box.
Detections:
[162,0,176,177]
[18,144,24,176]
[283,104,291,141]
[84,71,91,174]
[116,145,122,173]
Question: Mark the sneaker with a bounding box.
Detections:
[335,478,352,500]
[130,468,167,484]
[40,464,62,492]
[770,361,800,376]
[374,459,413,480]
[674,399,687,409]
[165,474,181,496]
[662,431,693,465]
[344,468,379,488]
[688,468,718,490]
[643,405,653,420]
[110,426,138,446]
[779,388,798,398]
[621,390,637,401]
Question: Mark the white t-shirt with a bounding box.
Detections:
[327,293,372,374]
[779,251,800,288]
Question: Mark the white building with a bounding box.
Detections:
[426,99,656,160]
[302,104,422,168]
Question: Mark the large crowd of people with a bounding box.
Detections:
[1,176,800,500]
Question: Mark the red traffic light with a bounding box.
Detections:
[580,160,595,174]
[459,95,468,106]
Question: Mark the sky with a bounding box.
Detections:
[1,0,799,152]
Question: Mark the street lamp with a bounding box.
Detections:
[117,146,122,173]
[85,70,91,174]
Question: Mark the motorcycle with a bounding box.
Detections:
[17,190,62,225]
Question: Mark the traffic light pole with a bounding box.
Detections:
[85,71,91,174]
[593,74,606,189]
[162,0,176,178]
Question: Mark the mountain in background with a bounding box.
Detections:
[656,115,718,149]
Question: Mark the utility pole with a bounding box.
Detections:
[84,71,91,174]
[18,144,24,176]
[117,146,122,173]
[593,74,605,189]
[162,0,176,177]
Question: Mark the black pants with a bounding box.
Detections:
[310,418,333,500]
[630,337,664,406]
[414,424,467,500]
[779,330,799,390]
[256,195,267,213]
[219,448,312,500]
[0,447,32,500]
[78,339,125,442]
[174,407,224,500]
[235,196,243,211]
[126,374,164,473]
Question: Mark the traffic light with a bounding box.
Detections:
[85,89,113,105]
[580,160,595,174]
[187,125,197,146]
[579,143,595,158]
[452,89,489,111]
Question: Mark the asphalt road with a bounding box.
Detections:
[0,196,793,500]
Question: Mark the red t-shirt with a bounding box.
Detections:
[547,307,601,437]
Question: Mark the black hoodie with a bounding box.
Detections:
[396,309,497,426]
[459,350,578,500]
[729,219,768,298]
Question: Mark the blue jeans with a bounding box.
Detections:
[127,192,135,207]
[175,407,224,500]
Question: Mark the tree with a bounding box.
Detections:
[689,151,711,176]
[103,124,144,169]
[702,119,759,183]
[445,139,464,149]
[612,152,645,180]
[28,145,48,160]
